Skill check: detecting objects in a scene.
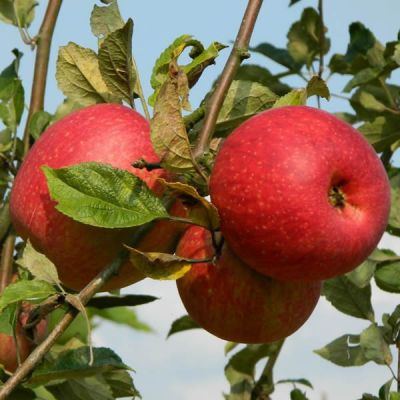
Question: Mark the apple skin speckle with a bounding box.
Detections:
[210,106,391,281]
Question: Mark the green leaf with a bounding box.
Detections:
[5,386,36,400]
[360,324,392,365]
[251,42,302,71]
[214,80,278,137]
[126,247,192,280]
[289,0,303,6]
[30,111,52,140]
[358,116,400,153]
[149,35,202,105]
[224,343,278,400]
[103,369,140,398]
[167,315,200,338]
[0,279,57,312]
[287,8,330,67]
[225,342,239,355]
[48,308,89,345]
[17,240,61,288]
[183,41,227,88]
[323,276,374,321]
[390,171,400,231]
[273,88,307,108]
[56,42,115,106]
[314,334,368,366]
[345,249,391,288]
[227,344,275,377]
[53,98,83,122]
[290,389,309,400]
[379,379,394,400]
[0,303,17,335]
[46,376,114,400]
[343,67,382,93]
[90,306,152,332]
[150,64,195,173]
[235,64,291,96]
[42,162,168,228]
[1,48,23,79]
[344,23,376,63]
[306,76,330,100]
[0,0,36,28]
[30,347,129,385]
[90,0,124,43]
[375,262,400,293]
[276,378,313,389]
[98,19,137,105]
[87,294,157,309]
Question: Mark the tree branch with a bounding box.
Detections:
[192,0,264,158]
[0,232,15,293]
[22,0,63,156]
[0,252,127,399]
[0,0,63,340]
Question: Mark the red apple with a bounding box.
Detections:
[10,103,185,291]
[0,304,47,372]
[209,106,390,281]
[176,226,321,343]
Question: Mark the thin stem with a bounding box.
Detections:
[22,0,63,157]
[193,0,264,158]
[251,339,285,400]
[317,0,325,78]
[398,343,400,392]
[132,56,150,120]
[0,253,127,400]
[0,232,15,293]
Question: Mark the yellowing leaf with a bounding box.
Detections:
[126,247,192,280]
[306,75,331,100]
[151,63,195,173]
[273,88,307,108]
[56,42,115,106]
[159,179,219,230]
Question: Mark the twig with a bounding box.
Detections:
[0,252,127,399]
[22,0,63,157]
[193,0,264,158]
[132,56,150,120]
[251,339,285,400]
[317,0,325,79]
[0,232,15,293]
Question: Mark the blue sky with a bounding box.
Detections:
[1,0,400,399]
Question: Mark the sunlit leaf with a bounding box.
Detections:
[43,162,168,228]
[167,315,200,338]
[98,19,136,105]
[0,0,36,28]
[90,0,124,44]
[360,323,392,365]
[273,88,307,108]
[56,42,115,106]
[17,240,61,287]
[306,76,330,100]
[0,279,57,312]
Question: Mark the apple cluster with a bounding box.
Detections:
[9,104,391,347]
[177,106,391,343]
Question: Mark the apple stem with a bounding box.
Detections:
[132,158,162,171]
[192,0,264,159]
[0,232,15,293]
